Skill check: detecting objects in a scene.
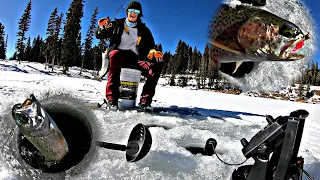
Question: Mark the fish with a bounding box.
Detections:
[11,94,69,162]
[208,3,310,77]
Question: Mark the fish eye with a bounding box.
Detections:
[16,114,29,124]
[279,23,300,38]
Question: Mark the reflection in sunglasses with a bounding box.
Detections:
[128,9,140,15]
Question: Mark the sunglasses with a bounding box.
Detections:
[128,9,140,15]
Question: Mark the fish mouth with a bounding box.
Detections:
[279,35,306,60]
[12,94,44,128]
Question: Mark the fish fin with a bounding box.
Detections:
[232,61,243,74]
[209,40,244,55]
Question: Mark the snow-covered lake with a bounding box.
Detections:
[0,60,319,180]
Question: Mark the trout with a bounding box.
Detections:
[12,94,68,162]
[208,4,310,76]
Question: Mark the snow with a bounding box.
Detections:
[0,60,319,180]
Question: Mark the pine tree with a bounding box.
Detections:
[30,35,44,62]
[81,7,98,74]
[31,36,46,63]
[16,0,32,63]
[61,0,85,73]
[197,50,202,72]
[76,31,82,67]
[5,34,8,59]
[187,46,192,72]
[168,55,174,75]
[29,37,38,62]
[316,71,320,86]
[56,38,63,66]
[91,46,99,71]
[155,43,162,52]
[191,47,198,73]
[161,51,171,74]
[44,7,58,69]
[181,42,188,73]
[92,45,102,71]
[312,61,317,85]
[198,44,210,88]
[51,12,64,71]
[25,37,32,61]
[0,22,5,59]
[207,44,220,86]
[203,44,210,73]
[173,40,183,74]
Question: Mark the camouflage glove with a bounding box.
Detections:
[147,49,163,62]
[98,17,112,29]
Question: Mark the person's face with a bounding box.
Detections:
[127,9,140,22]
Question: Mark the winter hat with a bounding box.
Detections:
[126,1,143,18]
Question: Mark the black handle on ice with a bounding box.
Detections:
[95,123,152,162]
[96,141,127,151]
[185,138,217,156]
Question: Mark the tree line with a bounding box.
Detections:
[0,0,107,74]
[0,0,217,78]
[161,40,222,89]
[0,22,7,59]
[294,61,320,86]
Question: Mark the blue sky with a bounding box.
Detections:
[0,0,319,64]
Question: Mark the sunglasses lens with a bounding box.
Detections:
[134,10,140,14]
[128,9,140,15]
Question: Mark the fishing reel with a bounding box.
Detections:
[185,109,314,180]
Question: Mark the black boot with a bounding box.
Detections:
[106,100,118,111]
[138,102,153,113]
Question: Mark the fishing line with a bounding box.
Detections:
[83,84,108,107]
[303,170,315,180]
[215,153,249,166]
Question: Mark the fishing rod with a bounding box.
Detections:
[110,2,127,20]
[100,2,127,29]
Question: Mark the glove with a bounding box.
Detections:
[138,60,151,70]
[147,49,163,62]
[98,17,112,29]
[149,69,154,76]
